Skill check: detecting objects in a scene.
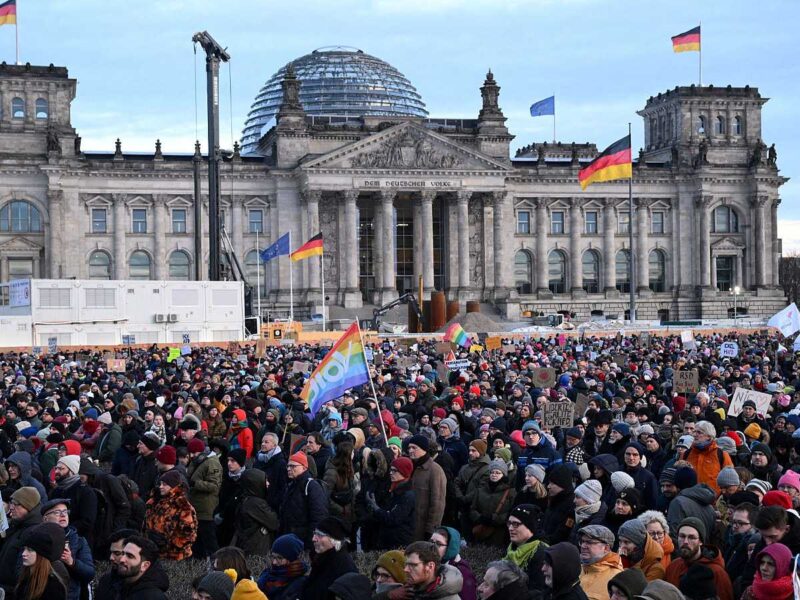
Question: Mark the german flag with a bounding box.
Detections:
[578,135,632,190]
[672,26,701,53]
[290,233,323,261]
[0,0,15,26]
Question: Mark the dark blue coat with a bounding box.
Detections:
[279,470,329,549]
[372,480,415,549]
[516,438,562,488]
[440,435,469,473]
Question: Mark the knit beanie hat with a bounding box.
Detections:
[525,464,546,484]
[617,488,642,513]
[197,570,235,600]
[659,467,677,484]
[230,572,267,600]
[547,464,575,492]
[187,438,206,454]
[510,504,540,534]
[778,470,800,493]
[610,470,635,493]
[744,423,762,441]
[575,480,603,504]
[156,445,177,466]
[316,516,350,542]
[57,455,81,475]
[494,447,512,464]
[391,457,414,480]
[679,563,717,600]
[674,466,698,490]
[376,550,406,584]
[20,522,65,563]
[679,517,707,543]
[676,435,694,449]
[387,437,403,451]
[436,526,462,563]
[439,417,458,434]
[751,442,772,460]
[488,458,508,477]
[159,469,183,489]
[408,434,430,453]
[608,566,648,599]
[469,439,487,457]
[140,431,161,451]
[270,534,304,562]
[10,486,40,511]
[716,467,740,488]
[763,490,793,510]
[715,436,737,456]
[618,518,648,548]
[287,451,308,470]
[746,478,772,496]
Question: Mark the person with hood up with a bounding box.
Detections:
[684,421,734,495]
[664,517,733,600]
[455,440,491,533]
[5,450,47,498]
[41,498,95,600]
[301,516,357,600]
[0,486,43,596]
[366,456,416,549]
[576,525,622,600]
[617,518,665,581]
[504,503,547,595]
[468,458,516,547]
[542,463,576,545]
[542,542,589,600]
[430,526,477,600]
[232,468,279,554]
[321,411,343,443]
[402,541,463,600]
[606,568,647,600]
[666,468,717,548]
[228,408,254,458]
[741,542,794,600]
[257,533,309,600]
[439,417,469,473]
[570,480,606,545]
[587,453,620,510]
[144,470,198,560]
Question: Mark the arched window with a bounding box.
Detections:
[129,251,152,280]
[713,206,739,233]
[616,249,631,293]
[245,250,267,298]
[168,250,191,280]
[88,251,111,280]
[11,97,24,119]
[35,99,48,119]
[582,250,600,294]
[514,250,533,294]
[715,116,726,135]
[697,115,706,134]
[0,201,42,232]
[649,249,667,292]
[733,116,743,136]
[548,250,567,294]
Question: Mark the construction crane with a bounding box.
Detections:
[367,292,423,332]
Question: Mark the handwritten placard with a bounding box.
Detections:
[106,359,126,372]
[542,401,574,429]
[728,387,772,417]
[674,370,699,393]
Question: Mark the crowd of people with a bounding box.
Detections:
[0,328,797,599]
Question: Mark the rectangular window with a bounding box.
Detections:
[39,288,71,308]
[618,211,630,234]
[585,211,598,234]
[132,209,147,233]
[516,210,530,234]
[91,209,107,233]
[652,211,665,234]
[249,209,264,234]
[551,211,565,234]
[85,288,116,308]
[172,209,187,233]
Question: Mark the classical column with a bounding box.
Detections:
[113,194,127,279]
[46,190,62,278]
[379,190,397,303]
[710,254,717,289]
[231,198,244,264]
[772,199,781,287]
[569,198,582,294]
[535,198,550,296]
[637,199,650,293]
[736,253,743,289]
[492,191,512,297]
[603,199,616,293]
[269,197,280,298]
[753,195,767,288]
[420,191,435,294]
[342,191,361,307]
[153,197,166,280]
[697,195,711,288]
[304,190,321,294]
[457,191,471,296]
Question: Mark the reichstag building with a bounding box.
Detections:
[0,47,788,320]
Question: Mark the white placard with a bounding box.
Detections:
[728,387,772,417]
[681,330,697,350]
[10,279,31,307]
[720,341,739,358]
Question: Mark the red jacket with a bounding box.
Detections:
[665,547,733,600]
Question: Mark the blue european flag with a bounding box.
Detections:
[530,96,555,117]
[259,232,290,263]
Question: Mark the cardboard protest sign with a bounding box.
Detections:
[255,339,267,358]
[574,394,591,418]
[681,330,697,350]
[728,387,772,417]
[485,337,502,351]
[613,354,627,366]
[435,342,452,355]
[502,344,517,354]
[292,361,310,373]
[446,358,471,370]
[720,341,739,358]
[373,352,384,366]
[674,370,699,393]
[469,344,484,353]
[542,401,574,429]
[531,368,557,388]
[106,358,126,372]
[639,332,651,348]
[397,357,416,369]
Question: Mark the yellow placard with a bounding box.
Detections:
[485,337,502,351]
[167,347,181,363]
[469,344,484,353]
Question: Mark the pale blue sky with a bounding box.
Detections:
[3,0,798,244]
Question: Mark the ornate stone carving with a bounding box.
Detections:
[319,199,339,286]
[350,127,463,170]
[46,126,60,154]
[768,143,777,167]
[468,194,484,289]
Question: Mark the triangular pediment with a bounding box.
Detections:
[302,122,511,172]
[711,236,745,251]
[0,236,43,251]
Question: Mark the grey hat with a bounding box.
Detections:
[676,435,694,449]
[525,464,546,483]
[715,436,737,455]
[575,479,603,504]
[197,571,234,600]
[439,417,458,434]
[610,470,635,493]
[746,478,772,496]
[716,467,740,488]
[488,458,508,477]
[578,524,615,547]
[634,580,685,600]
[618,519,648,548]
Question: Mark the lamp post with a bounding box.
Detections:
[731,285,741,327]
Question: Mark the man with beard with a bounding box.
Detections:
[50,454,97,542]
[664,517,733,600]
[616,518,665,581]
[577,525,622,600]
[106,528,138,576]
[96,535,169,599]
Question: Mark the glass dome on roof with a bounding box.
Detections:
[240,46,428,156]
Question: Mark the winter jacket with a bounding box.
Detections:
[516,438,562,488]
[666,483,717,547]
[5,450,47,499]
[50,479,97,543]
[279,469,329,549]
[408,564,463,600]
[544,542,589,600]
[372,479,416,549]
[542,490,575,545]
[233,468,279,554]
[455,455,490,509]
[505,537,548,596]
[111,445,138,478]
[14,568,67,600]
[685,440,734,495]
[329,572,373,600]
[665,546,733,600]
[622,533,665,581]
[94,423,122,463]
[62,526,95,600]
[448,557,477,600]
[132,452,159,501]
[740,511,800,588]
[323,463,358,526]
[468,477,516,547]
[95,562,170,600]
[253,447,288,510]
[300,548,357,600]
[623,464,658,509]
[579,552,622,600]
[187,450,222,520]
[90,470,132,552]
[412,455,447,540]
[144,485,198,560]
[0,506,42,594]
[440,435,469,473]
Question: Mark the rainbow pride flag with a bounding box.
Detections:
[444,322,471,348]
[300,322,370,416]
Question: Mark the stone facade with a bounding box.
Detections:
[0,63,788,321]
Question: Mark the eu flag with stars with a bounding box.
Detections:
[260,232,290,263]
[530,96,555,117]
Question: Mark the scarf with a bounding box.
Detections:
[412,454,430,469]
[505,538,544,569]
[260,560,308,596]
[228,466,245,481]
[751,573,794,600]
[575,501,602,525]
[694,439,712,450]
[256,446,281,464]
[57,474,81,489]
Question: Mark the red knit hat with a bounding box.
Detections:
[156,445,176,466]
[288,451,308,470]
[391,457,414,480]
[763,490,793,510]
[451,396,465,409]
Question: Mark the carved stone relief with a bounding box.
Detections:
[468,194,484,289]
[350,127,464,170]
[319,199,339,287]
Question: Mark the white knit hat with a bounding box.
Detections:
[575,479,603,504]
[610,470,635,493]
[57,455,81,474]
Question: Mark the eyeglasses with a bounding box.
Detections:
[507,520,523,529]
[579,538,606,547]
[45,509,69,517]
[429,540,448,547]
[647,530,665,539]
[732,520,750,527]
[523,430,538,437]
[375,571,393,581]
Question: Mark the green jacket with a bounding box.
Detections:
[187,451,223,520]
[94,423,122,463]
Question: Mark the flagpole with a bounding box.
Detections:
[256,229,261,323]
[628,122,636,324]
[15,0,19,65]
[553,93,556,143]
[699,21,702,86]
[288,230,294,324]
[356,319,388,442]
[320,250,326,332]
